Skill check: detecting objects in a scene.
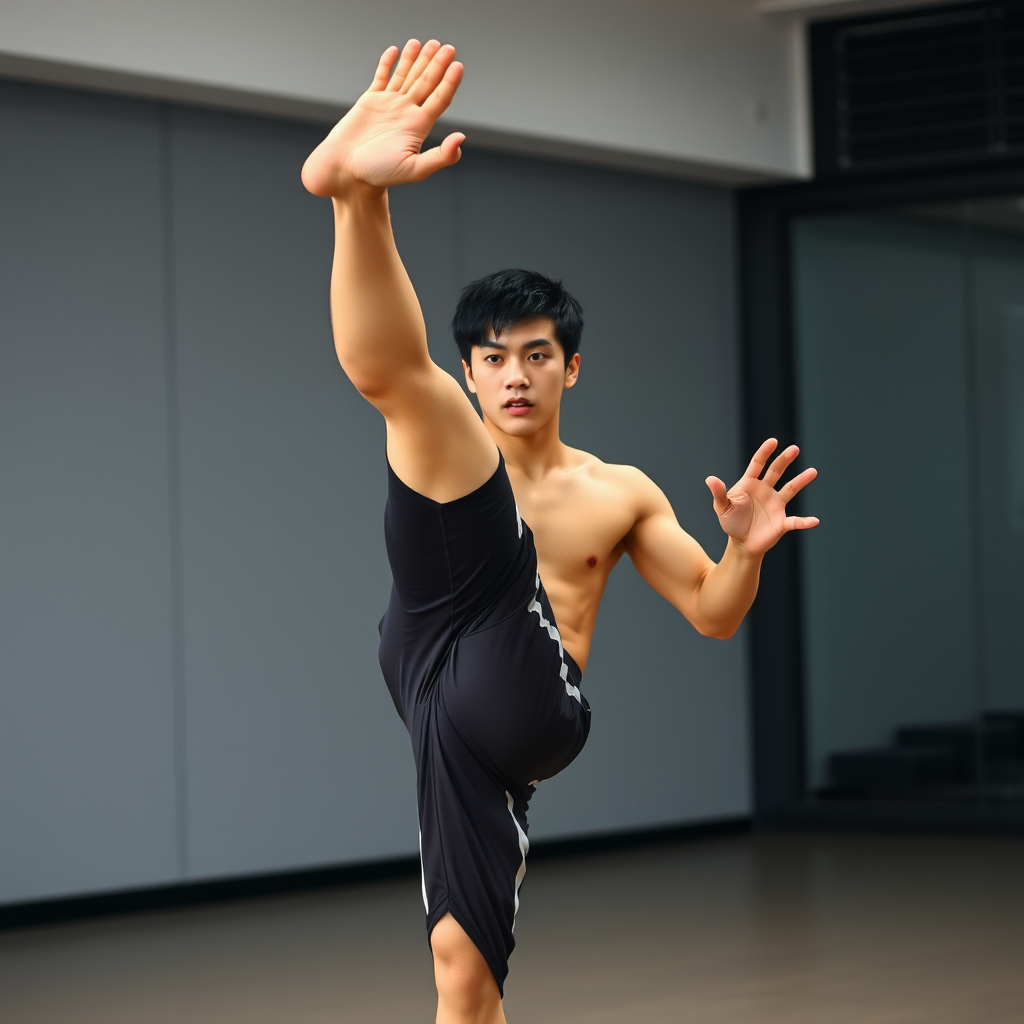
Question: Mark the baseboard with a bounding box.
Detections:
[529,815,752,861]
[0,816,751,931]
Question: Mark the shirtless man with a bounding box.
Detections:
[302,39,818,1024]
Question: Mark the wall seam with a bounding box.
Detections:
[159,103,190,879]
[451,161,466,290]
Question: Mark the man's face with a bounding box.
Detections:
[462,317,580,436]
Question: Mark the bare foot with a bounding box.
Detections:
[301,38,466,198]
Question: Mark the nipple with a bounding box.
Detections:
[586,556,597,568]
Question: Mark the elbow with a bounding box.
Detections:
[704,628,737,641]
[348,374,389,403]
[693,619,738,641]
[336,355,389,404]
[335,349,431,406]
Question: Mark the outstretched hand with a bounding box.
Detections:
[706,439,819,557]
[302,39,466,197]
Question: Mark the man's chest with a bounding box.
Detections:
[511,473,636,576]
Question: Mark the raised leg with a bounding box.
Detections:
[431,913,507,1024]
[302,39,498,504]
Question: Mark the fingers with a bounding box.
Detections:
[399,38,443,95]
[705,476,730,516]
[409,132,465,181]
[421,60,465,121]
[407,43,459,106]
[742,438,778,480]
[374,37,462,127]
[387,39,422,92]
[784,515,820,531]
[368,45,399,91]
[777,466,817,504]
[761,444,799,488]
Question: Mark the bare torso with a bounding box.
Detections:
[503,448,642,672]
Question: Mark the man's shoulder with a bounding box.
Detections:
[565,449,660,501]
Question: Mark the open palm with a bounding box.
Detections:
[706,439,819,556]
[302,39,465,196]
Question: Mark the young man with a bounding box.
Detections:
[302,39,818,1024]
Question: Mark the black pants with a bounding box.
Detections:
[378,456,591,994]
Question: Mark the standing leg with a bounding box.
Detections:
[431,914,507,1024]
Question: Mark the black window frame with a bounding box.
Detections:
[738,159,1024,835]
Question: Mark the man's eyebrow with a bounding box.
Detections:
[477,337,554,351]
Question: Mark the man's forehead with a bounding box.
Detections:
[484,317,559,345]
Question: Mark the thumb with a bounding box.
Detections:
[706,476,730,516]
[410,132,465,181]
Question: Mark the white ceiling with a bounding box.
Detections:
[0,0,813,183]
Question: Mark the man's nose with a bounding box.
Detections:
[505,360,529,387]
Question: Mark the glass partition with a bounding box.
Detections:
[792,196,1024,804]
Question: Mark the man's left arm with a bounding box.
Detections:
[623,439,818,640]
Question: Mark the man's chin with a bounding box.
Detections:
[487,410,546,436]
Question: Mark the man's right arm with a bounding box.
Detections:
[624,440,817,639]
[302,40,497,502]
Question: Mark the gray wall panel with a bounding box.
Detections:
[0,83,179,902]
[453,152,751,837]
[388,171,461,372]
[168,108,417,880]
[1,83,749,904]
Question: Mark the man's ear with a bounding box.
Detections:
[563,353,581,390]
[462,358,477,394]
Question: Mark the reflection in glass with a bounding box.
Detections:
[1006,305,1024,533]
[792,196,1024,804]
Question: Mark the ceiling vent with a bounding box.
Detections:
[810,0,1024,175]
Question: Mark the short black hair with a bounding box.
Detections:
[452,269,584,366]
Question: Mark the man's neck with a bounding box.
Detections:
[484,411,569,482]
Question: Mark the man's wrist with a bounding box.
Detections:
[725,535,764,566]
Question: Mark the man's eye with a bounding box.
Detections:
[485,354,501,363]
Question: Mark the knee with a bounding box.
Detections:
[431,916,499,1017]
[434,949,492,1008]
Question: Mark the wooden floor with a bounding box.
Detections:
[2,833,1022,1023]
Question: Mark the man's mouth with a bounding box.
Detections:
[504,398,533,415]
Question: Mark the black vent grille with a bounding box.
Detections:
[811,1,1024,175]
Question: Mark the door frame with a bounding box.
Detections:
[738,160,1024,833]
